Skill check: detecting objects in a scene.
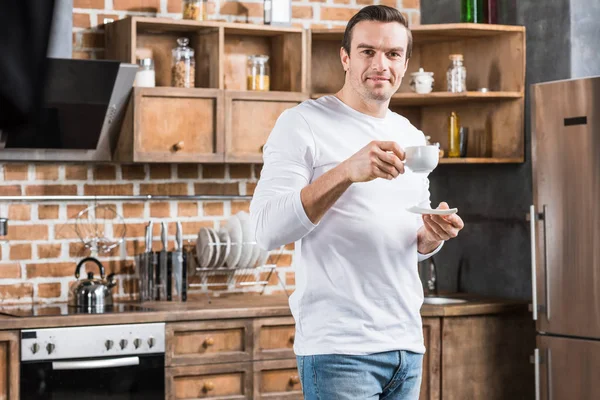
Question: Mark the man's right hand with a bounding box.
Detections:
[341,141,406,183]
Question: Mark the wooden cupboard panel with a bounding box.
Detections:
[254,359,303,399]
[254,317,295,360]
[167,362,252,400]
[420,318,441,400]
[166,319,253,366]
[0,331,19,400]
[308,36,344,94]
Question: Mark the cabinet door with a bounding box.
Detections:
[166,320,253,366]
[420,318,441,400]
[166,362,253,400]
[0,331,19,400]
[253,317,296,361]
[253,359,303,399]
[116,87,225,163]
[224,91,308,163]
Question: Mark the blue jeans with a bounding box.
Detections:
[296,350,423,399]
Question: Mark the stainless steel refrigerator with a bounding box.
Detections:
[530,76,600,400]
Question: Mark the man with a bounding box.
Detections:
[250,5,464,399]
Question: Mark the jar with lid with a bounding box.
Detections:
[182,0,208,21]
[135,58,155,87]
[446,54,467,93]
[172,37,195,88]
[247,55,270,91]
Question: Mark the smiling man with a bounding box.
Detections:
[250,5,464,399]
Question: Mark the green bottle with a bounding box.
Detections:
[461,0,484,23]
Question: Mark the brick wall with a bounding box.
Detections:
[0,0,420,304]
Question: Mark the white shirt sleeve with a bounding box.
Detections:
[250,108,318,251]
[415,165,444,262]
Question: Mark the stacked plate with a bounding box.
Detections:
[196,211,269,269]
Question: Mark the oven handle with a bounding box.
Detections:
[52,356,139,370]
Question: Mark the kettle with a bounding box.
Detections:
[68,257,116,311]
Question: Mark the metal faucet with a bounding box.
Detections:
[420,257,438,297]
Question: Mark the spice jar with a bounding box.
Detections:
[247,55,270,91]
[135,58,155,87]
[448,111,461,158]
[171,37,195,88]
[446,54,467,93]
[182,0,208,21]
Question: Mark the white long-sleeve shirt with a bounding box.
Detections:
[250,95,442,356]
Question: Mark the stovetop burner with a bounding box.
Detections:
[0,302,155,318]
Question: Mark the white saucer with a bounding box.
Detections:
[407,206,458,215]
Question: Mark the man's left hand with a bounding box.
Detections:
[418,202,464,253]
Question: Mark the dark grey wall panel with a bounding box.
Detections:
[570,0,600,78]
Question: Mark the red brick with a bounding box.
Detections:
[8,205,31,221]
[194,183,238,195]
[27,262,77,278]
[411,12,421,26]
[93,164,117,180]
[84,184,133,195]
[9,244,32,260]
[81,32,105,49]
[140,183,188,196]
[66,204,88,219]
[334,0,353,3]
[39,205,59,219]
[229,164,252,179]
[321,7,358,21]
[356,0,375,4]
[98,14,120,26]
[0,284,33,301]
[203,202,224,216]
[7,225,48,241]
[25,185,78,196]
[150,164,172,179]
[65,165,88,180]
[231,201,250,214]
[274,254,292,267]
[177,202,198,217]
[177,164,199,179]
[150,202,171,218]
[123,203,146,218]
[292,5,313,19]
[38,283,62,298]
[220,1,262,17]
[73,13,91,28]
[54,223,81,240]
[74,0,104,8]
[167,0,182,12]
[38,244,62,259]
[0,185,22,195]
[202,165,225,179]
[69,242,92,258]
[122,165,146,180]
[182,221,214,235]
[286,272,295,285]
[246,182,257,195]
[0,264,22,279]
[35,165,59,180]
[285,242,295,250]
[403,0,420,9]
[4,164,28,180]
[113,0,160,11]
[103,259,135,275]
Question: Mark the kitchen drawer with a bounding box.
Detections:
[166,320,253,366]
[254,317,296,360]
[253,359,303,399]
[166,362,253,400]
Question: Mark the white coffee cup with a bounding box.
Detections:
[404,145,439,173]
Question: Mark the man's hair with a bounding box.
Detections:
[341,5,413,60]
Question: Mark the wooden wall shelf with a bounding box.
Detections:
[439,157,524,164]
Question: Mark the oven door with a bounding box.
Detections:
[20,354,165,400]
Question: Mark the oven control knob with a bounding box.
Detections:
[148,337,155,348]
[46,343,55,354]
[120,339,128,350]
[133,338,142,349]
[105,340,114,351]
[31,343,40,354]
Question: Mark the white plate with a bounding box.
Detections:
[225,215,243,268]
[208,228,221,269]
[235,211,254,268]
[256,247,269,268]
[407,206,458,215]
[216,229,231,269]
[196,227,213,268]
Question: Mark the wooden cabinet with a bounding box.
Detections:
[0,331,19,400]
[420,318,441,400]
[253,317,296,361]
[253,359,302,399]
[166,362,253,400]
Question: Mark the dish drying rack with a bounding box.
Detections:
[188,241,288,298]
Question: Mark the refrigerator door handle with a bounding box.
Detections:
[547,347,553,400]
[542,205,550,320]
[529,205,539,321]
[532,348,541,400]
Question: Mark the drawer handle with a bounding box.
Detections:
[289,375,300,386]
[203,337,215,348]
[172,141,185,152]
[289,334,295,344]
[203,381,215,392]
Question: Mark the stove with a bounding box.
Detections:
[0,302,155,318]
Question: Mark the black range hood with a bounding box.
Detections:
[0,58,137,162]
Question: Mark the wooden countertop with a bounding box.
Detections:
[0,293,529,330]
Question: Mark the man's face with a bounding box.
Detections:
[341,21,410,102]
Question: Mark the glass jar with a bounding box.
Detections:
[135,58,155,87]
[461,0,484,23]
[446,54,467,93]
[448,112,461,158]
[247,55,270,91]
[182,0,207,21]
[172,37,195,88]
